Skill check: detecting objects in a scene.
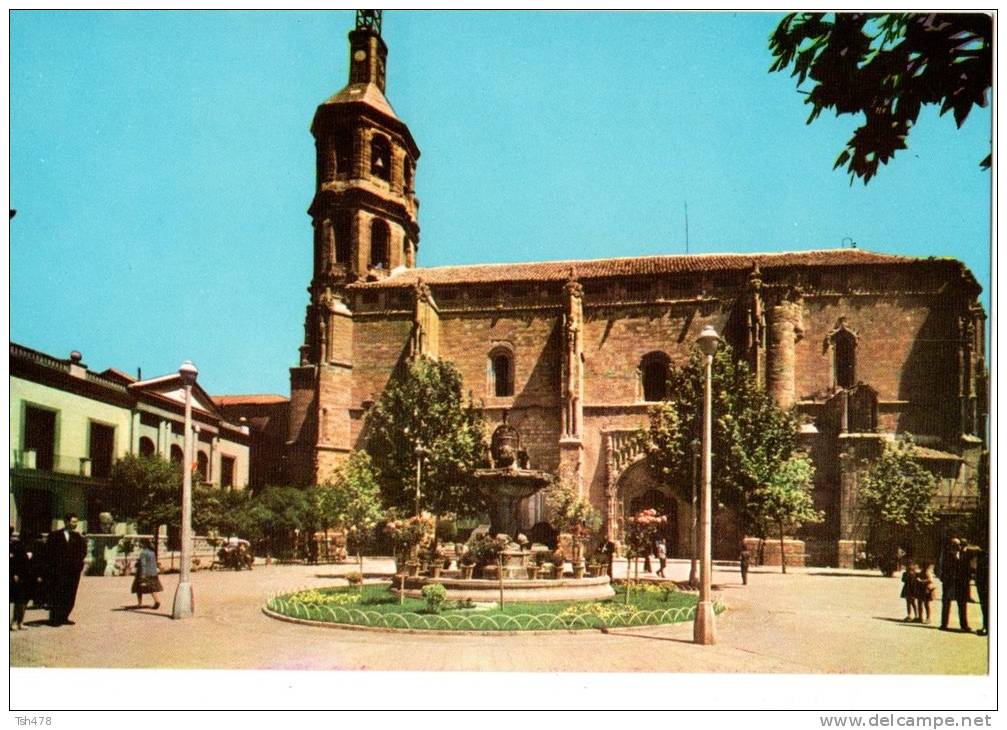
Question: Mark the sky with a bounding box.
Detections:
[9,10,993,397]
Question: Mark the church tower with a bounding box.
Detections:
[288,10,421,483]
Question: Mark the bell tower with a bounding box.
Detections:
[300,8,420,366]
[288,10,421,484]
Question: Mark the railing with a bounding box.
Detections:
[10,342,71,373]
[10,449,94,477]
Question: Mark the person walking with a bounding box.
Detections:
[900,562,920,622]
[938,536,971,632]
[130,539,163,609]
[655,538,667,578]
[601,539,616,580]
[739,541,751,586]
[971,545,988,636]
[10,527,33,630]
[44,513,87,627]
[917,562,936,624]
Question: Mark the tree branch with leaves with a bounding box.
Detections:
[769,12,991,183]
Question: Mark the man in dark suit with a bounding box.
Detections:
[938,536,971,632]
[45,513,87,626]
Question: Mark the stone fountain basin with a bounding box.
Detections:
[395,575,615,603]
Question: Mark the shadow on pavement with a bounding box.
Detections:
[603,630,696,645]
[110,606,173,620]
[809,572,889,578]
[873,616,941,630]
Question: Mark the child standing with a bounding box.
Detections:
[917,562,936,624]
[900,562,919,622]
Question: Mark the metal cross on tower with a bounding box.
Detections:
[355,10,382,36]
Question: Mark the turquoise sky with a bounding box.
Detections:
[9,10,992,396]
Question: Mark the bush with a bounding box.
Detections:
[421,583,448,613]
[345,571,363,586]
[467,533,504,567]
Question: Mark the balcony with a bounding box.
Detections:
[11,449,95,478]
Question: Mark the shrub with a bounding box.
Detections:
[421,583,448,613]
[345,571,363,586]
[467,533,503,567]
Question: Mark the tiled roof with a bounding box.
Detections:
[348,248,947,289]
[321,82,398,120]
[212,394,289,406]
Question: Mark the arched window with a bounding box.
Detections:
[335,211,352,265]
[334,130,353,176]
[826,319,858,390]
[370,219,389,269]
[489,347,514,397]
[641,352,671,402]
[138,437,155,458]
[403,158,413,193]
[834,329,857,388]
[169,444,184,464]
[196,451,209,482]
[370,135,391,181]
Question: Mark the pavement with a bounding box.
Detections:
[9,558,988,674]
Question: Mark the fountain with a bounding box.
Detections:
[394,412,615,602]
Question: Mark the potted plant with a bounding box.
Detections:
[551,548,566,579]
[459,552,476,579]
[427,545,446,578]
[384,513,434,576]
[526,562,540,580]
[467,533,503,578]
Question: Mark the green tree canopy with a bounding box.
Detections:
[365,356,486,520]
[769,13,992,183]
[108,454,179,530]
[859,436,938,571]
[325,451,385,564]
[642,345,802,533]
[749,455,823,573]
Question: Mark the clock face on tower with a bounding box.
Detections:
[353,50,366,62]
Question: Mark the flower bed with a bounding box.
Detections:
[264,584,725,632]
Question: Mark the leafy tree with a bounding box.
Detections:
[243,486,311,560]
[769,13,992,183]
[642,345,801,534]
[366,357,486,524]
[108,454,180,531]
[749,455,823,573]
[625,509,667,579]
[858,437,938,573]
[326,451,385,572]
[544,478,601,563]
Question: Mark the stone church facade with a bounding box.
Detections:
[285,13,988,567]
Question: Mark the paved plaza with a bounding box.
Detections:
[9,558,987,674]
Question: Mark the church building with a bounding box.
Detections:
[284,12,987,567]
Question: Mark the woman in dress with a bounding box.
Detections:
[131,539,163,609]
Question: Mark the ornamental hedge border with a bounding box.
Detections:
[263,586,726,633]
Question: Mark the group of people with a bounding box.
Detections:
[10,513,164,630]
[9,513,87,629]
[899,536,989,636]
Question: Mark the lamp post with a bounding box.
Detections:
[689,437,701,588]
[694,325,719,645]
[414,443,425,518]
[172,360,198,620]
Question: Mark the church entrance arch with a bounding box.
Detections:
[616,459,684,557]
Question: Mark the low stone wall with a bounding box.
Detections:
[745,536,808,568]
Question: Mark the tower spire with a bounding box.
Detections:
[348,9,387,91]
[355,10,382,35]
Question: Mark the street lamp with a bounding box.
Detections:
[694,325,719,645]
[689,437,701,588]
[172,360,198,620]
[414,443,425,518]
